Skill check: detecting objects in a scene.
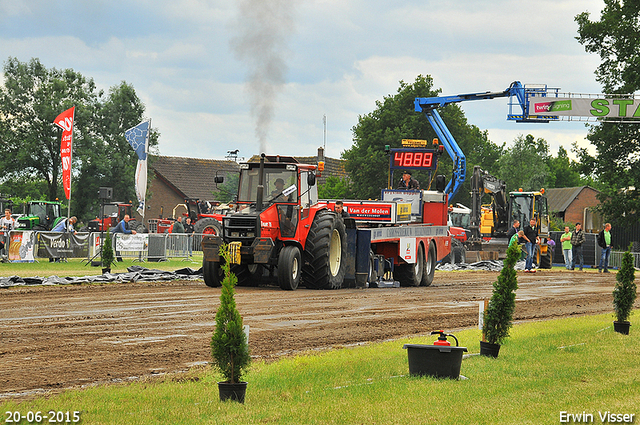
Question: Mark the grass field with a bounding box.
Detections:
[1,313,637,424]
[0,256,203,279]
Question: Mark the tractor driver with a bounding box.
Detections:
[271,178,289,202]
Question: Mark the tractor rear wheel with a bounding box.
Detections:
[421,242,436,287]
[203,258,223,288]
[396,243,424,287]
[194,217,222,236]
[278,245,302,290]
[302,210,347,289]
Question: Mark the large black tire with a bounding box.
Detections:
[233,264,262,287]
[442,238,465,264]
[421,242,436,286]
[368,250,378,288]
[194,217,222,236]
[278,245,302,290]
[302,210,347,289]
[203,258,223,287]
[396,243,425,287]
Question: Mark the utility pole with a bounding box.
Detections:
[323,114,327,151]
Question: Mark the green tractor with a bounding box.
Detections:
[17,200,65,231]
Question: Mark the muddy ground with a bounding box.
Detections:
[0,269,626,400]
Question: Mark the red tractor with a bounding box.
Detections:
[201,154,346,290]
[151,198,226,234]
[86,202,146,233]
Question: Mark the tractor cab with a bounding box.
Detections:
[17,200,64,231]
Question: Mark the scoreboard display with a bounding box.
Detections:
[389,148,438,171]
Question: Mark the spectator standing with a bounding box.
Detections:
[334,200,350,218]
[523,218,539,273]
[111,214,137,261]
[506,220,520,241]
[570,223,585,271]
[560,226,573,270]
[597,223,613,273]
[398,170,420,190]
[184,217,195,257]
[0,208,15,258]
[172,216,186,257]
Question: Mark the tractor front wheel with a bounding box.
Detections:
[278,245,302,290]
[203,258,223,288]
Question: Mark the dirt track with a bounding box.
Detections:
[0,269,625,399]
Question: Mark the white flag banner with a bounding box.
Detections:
[125,120,150,217]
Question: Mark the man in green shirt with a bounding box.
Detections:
[597,223,612,273]
[560,226,573,270]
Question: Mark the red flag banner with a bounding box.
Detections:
[54,107,75,200]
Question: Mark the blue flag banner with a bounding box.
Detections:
[125,120,150,160]
[125,120,150,217]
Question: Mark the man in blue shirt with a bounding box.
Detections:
[111,214,137,262]
[52,216,77,234]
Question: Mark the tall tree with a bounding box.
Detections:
[0,58,157,222]
[545,145,585,189]
[73,82,159,221]
[343,75,503,206]
[0,57,98,201]
[576,1,640,224]
[496,134,551,192]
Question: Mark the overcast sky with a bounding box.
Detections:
[0,0,605,162]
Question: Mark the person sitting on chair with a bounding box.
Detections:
[398,170,420,190]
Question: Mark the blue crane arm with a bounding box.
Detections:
[413,81,529,201]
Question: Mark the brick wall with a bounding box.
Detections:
[134,173,185,226]
[564,187,600,227]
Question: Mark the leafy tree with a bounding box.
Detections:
[575,2,640,224]
[318,176,352,199]
[496,134,551,191]
[545,145,585,189]
[344,75,503,206]
[0,58,157,222]
[0,57,98,201]
[74,82,159,221]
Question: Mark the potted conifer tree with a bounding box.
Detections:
[101,232,114,274]
[480,240,520,357]
[211,245,251,403]
[612,245,636,335]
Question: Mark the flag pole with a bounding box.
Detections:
[67,107,75,223]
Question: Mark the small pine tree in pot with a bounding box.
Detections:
[101,232,114,274]
[612,244,636,335]
[211,245,251,402]
[481,240,520,357]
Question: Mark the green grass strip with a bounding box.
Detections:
[1,312,638,424]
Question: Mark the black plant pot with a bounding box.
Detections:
[613,321,631,335]
[403,344,468,379]
[218,381,247,403]
[479,341,501,358]
[102,267,111,274]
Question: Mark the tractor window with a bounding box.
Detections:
[31,204,47,222]
[510,196,533,226]
[299,171,318,208]
[238,169,297,203]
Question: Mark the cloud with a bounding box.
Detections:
[0,0,607,163]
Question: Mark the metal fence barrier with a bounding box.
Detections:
[609,251,640,270]
[3,230,208,262]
